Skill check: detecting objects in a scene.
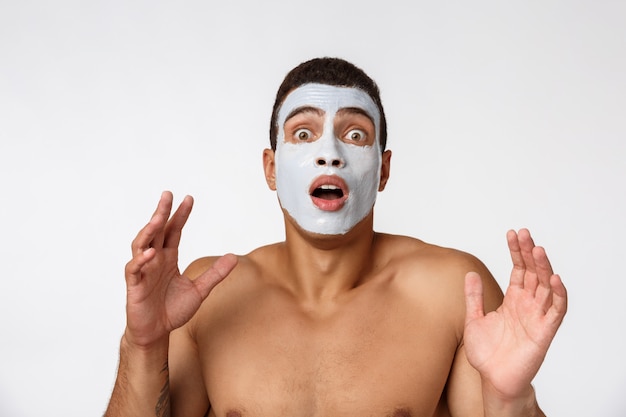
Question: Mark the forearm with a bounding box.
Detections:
[482,380,545,417]
[105,333,171,417]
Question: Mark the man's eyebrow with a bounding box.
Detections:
[284,106,325,123]
[336,107,375,124]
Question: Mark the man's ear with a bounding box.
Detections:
[378,150,392,191]
[263,148,277,190]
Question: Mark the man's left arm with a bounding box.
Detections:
[450,229,567,417]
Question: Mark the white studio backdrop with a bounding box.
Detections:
[1,1,625,416]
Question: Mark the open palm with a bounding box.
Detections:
[124,192,238,348]
[463,229,567,399]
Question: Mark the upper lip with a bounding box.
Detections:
[308,175,349,198]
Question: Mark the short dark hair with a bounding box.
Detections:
[269,57,387,152]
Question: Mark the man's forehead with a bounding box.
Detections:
[277,83,381,128]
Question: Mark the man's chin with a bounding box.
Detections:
[282,207,373,240]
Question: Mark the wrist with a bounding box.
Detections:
[121,329,170,360]
[123,325,169,347]
[482,379,544,417]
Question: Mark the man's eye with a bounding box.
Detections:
[295,128,313,141]
[345,129,366,142]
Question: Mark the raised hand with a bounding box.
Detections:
[463,229,567,400]
[124,191,238,348]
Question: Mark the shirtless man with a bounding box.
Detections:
[105,57,567,417]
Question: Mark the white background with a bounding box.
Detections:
[1,1,625,416]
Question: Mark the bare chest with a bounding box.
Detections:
[196,289,459,417]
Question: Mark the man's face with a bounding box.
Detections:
[273,83,383,235]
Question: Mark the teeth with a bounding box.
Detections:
[319,185,339,190]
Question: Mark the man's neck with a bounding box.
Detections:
[278,212,379,306]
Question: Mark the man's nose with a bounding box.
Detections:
[315,134,345,168]
[315,156,344,168]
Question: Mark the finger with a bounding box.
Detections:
[131,192,172,256]
[163,195,194,248]
[517,228,537,272]
[150,191,174,250]
[193,254,239,299]
[528,246,554,313]
[131,220,160,257]
[130,191,174,255]
[532,245,554,291]
[464,272,485,324]
[125,247,157,286]
[518,228,539,292]
[546,274,568,325]
[533,274,554,314]
[507,229,525,288]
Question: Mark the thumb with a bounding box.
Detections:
[193,254,239,298]
[464,271,485,325]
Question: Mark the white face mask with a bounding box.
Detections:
[274,83,383,235]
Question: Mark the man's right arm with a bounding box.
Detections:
[104,192,237,417]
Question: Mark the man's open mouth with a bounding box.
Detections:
[311,184,344,200]
[309,176,348,211]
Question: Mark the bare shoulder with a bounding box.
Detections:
[183,243,285,312]
[375,233,503,327]
[376,232,491,278]
[184,256,225,279]
[182,244,284,337]
[184,243,281,279]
